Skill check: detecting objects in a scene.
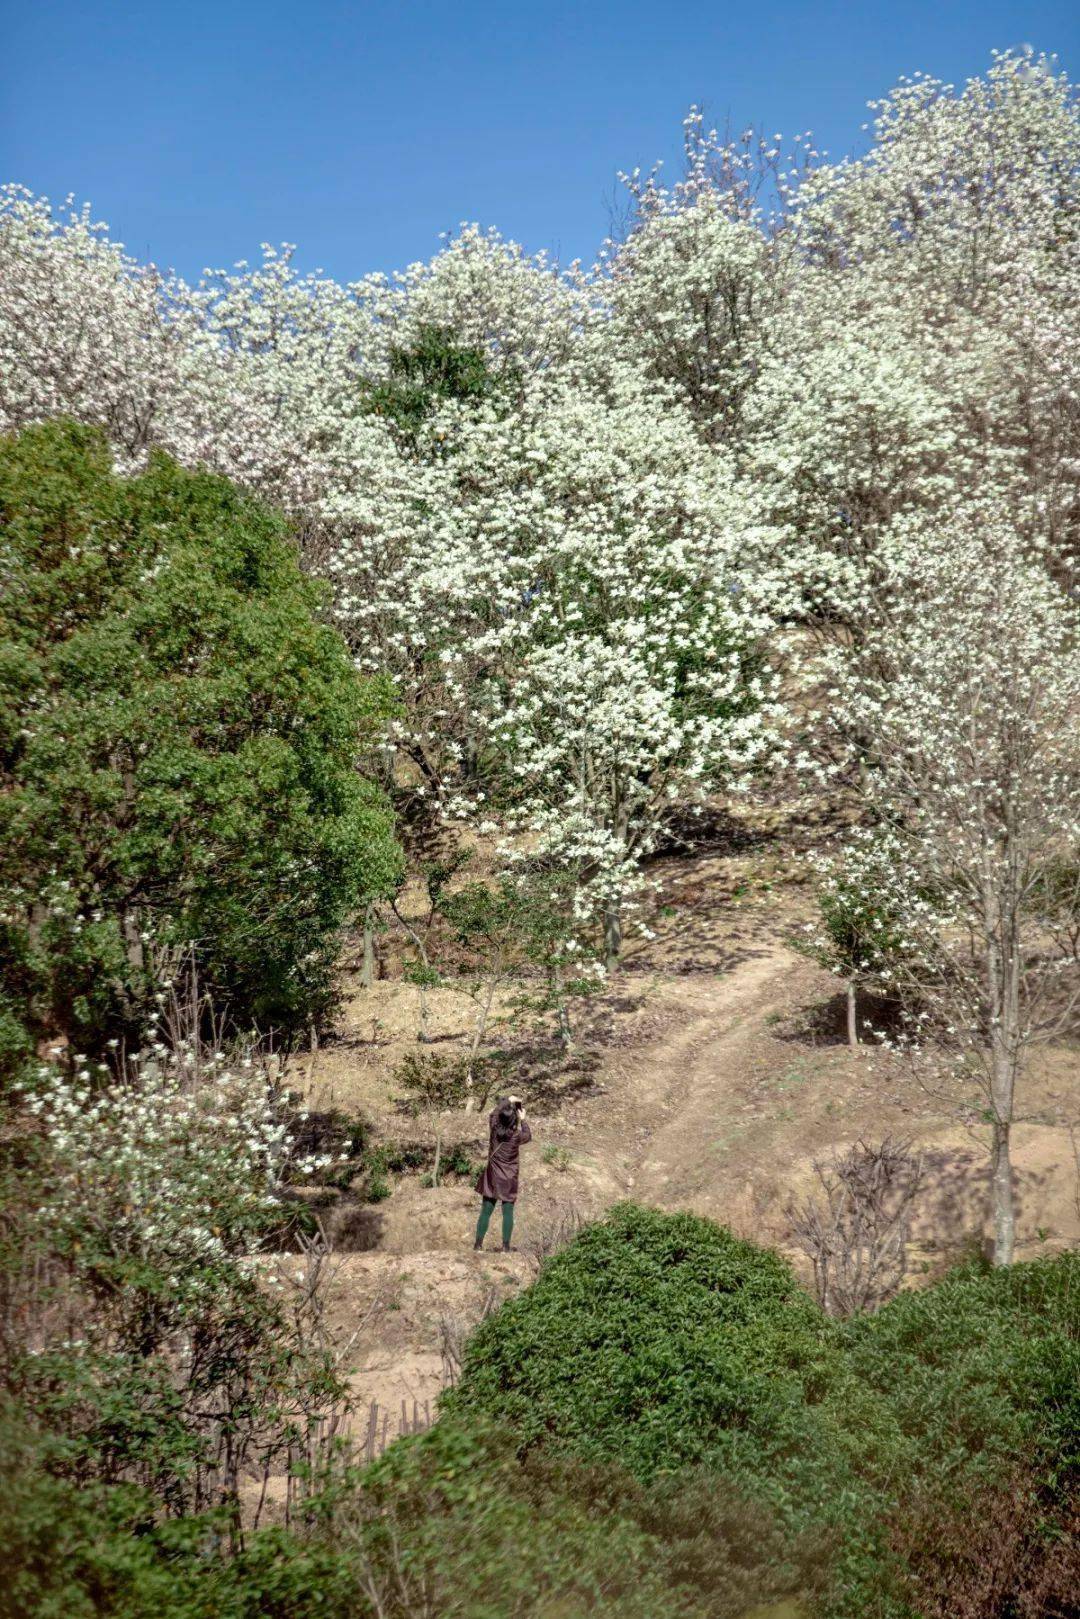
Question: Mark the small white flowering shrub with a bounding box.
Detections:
[796,828,943,1039]
[26,1060,290,1293]
[4,1050,346,1521]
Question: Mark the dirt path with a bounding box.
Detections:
[610,942,793,1206]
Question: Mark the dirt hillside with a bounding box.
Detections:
[288,818,1080,1438]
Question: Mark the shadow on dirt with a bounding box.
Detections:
[333,1205,388,1253]
[913,1145,1055,1262]
[651,804,771,858]
[641,937,773,977]
[779,989,909,1048]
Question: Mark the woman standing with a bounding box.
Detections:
[473,1095,531,1251]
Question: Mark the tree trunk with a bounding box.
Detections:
[360,904,376,989]
[847,980,859,1049]
[122,907,146,976]
[603,903,622,974]
[389,901,434,1043]
[431,1122,442,1189]
[549,963,573,1052]
[991,1114,1015,1266]
[464,979,497,1111]
[984,866,1020,1267]
[989,967,1018,1266]
[603,801,630,973]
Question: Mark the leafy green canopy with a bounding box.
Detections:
[0,421,402,1067]
[363,323,504,441]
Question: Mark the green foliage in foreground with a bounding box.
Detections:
[4,1204,1077,1617]
[447,1203,841,1475]
[0,1397,816,1619]
[0,421,403,1068]
[445,1205,1080,1616]
[0,1402,351,1619]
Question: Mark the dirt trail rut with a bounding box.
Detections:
[612,942,795,1205]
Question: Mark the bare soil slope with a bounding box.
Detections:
[292,826,1080,1435]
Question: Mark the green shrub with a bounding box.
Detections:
[7,1184,1076,1619]
[363,324,501,441]
[0,1397,355,1619]
[1,1049,353,1536]
[837,1251,1080,1492]
[447,1203,843,1477]
[393,1048,472,1113]
[0,420,403,1070]
[444,1204,1080,1617]
[440,1142,475,1179]
[335,1415,815,1619]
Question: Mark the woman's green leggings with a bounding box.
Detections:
[475,1198,514,1246]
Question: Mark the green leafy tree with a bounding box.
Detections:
[439,876,535,1096]
[364,323,500,442]
[440,866,603,1075]
[0,421,402,1071]
[393,1048,472,1186]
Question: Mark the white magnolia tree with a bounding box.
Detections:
[597,112,793,444]
[772,52,1080,581]
[329,355,784,961]
[0,186,304,491]
[817,510,1080,1264]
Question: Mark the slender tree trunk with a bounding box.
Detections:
[360,903,376,989]
[984,865,1020,1266]
[603,904,622,974]
[122,907,145,976]
[464,978,497,1111]
[989,971,1018,1266]
[990,1114,1015,1266]
[603,801,630,973]
[431,1121,442,1189]
[390,901,434,1044]
[847,980,859,1049]
[549,962,573,1052]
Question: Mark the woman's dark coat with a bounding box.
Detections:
[475,1110,532,1203]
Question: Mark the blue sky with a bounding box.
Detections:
[1,0,1076,283]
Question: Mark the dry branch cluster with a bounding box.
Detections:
[788,1139,925,1316]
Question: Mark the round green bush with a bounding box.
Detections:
[837,1247,1080,1490]
[447,1203,844,1478]
[445,1206,1080,1617]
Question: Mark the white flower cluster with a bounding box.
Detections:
[330,356,787,933]
[21,1054,323,1301]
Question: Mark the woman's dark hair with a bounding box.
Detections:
[494,1097,519,1142]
